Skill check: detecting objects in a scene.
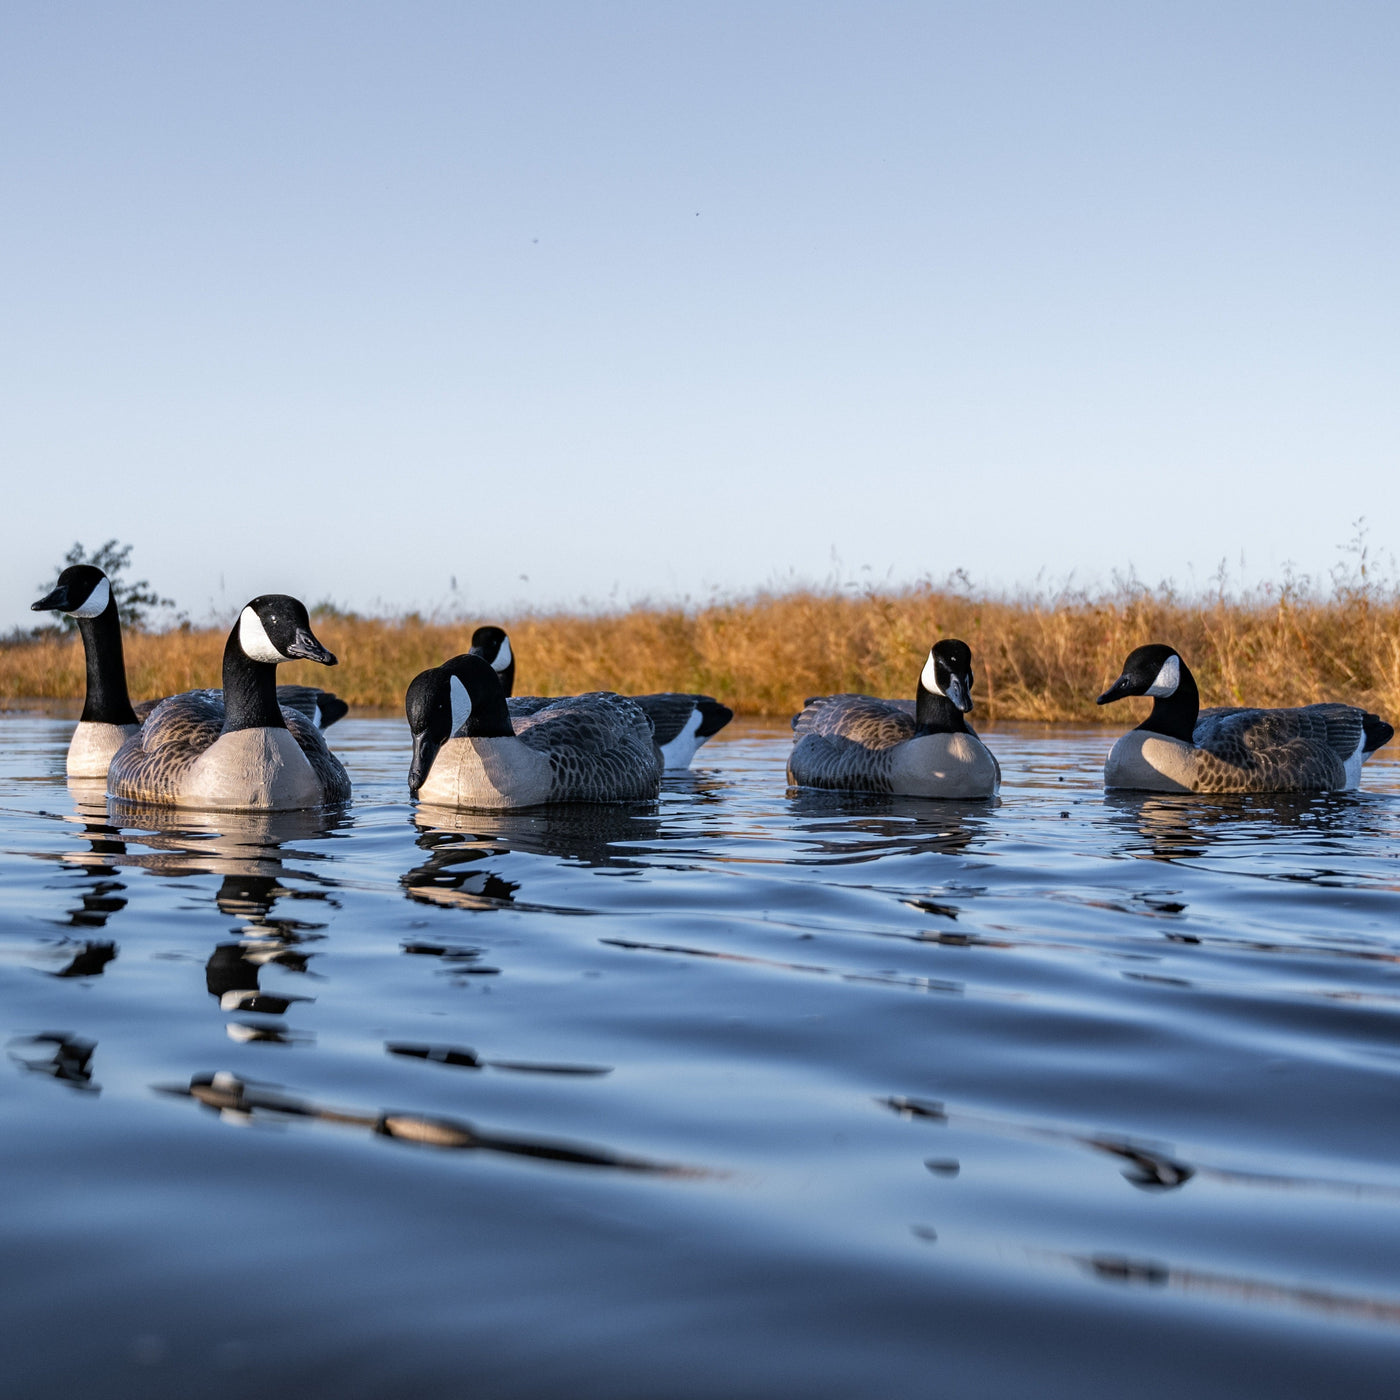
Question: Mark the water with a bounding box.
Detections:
[3,709,1400,1398]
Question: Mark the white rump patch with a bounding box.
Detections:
[1145,655,1180,697]
[658,707,705,769]
[492,636,513,672]
[1343,730,1367,789]
[449,675,472,735]
[238,606,284,663]
[69,576,111,619]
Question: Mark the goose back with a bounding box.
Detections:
[109,691,350,809]
[789,695,999,799]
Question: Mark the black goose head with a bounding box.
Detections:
[920,639,975,713]
[406,666,455,796]
[1096,645,1181,706]
[469,625,515,695]
[406,653,513,795]
[236,596,337,667]
[33,565,113,619]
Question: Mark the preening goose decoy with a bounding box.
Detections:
[468,625,733,769]
[406,653,661,809]
[788,639,1000,799]
[106,596,351,811]
[32,566,348,778]
[1097,644,1395,792]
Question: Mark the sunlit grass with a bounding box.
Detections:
[5,579,1398,722]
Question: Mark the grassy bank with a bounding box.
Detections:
[4,583,1398,723]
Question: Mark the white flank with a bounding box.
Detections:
[1146,655,1180,697]
[493,636,513,672]
[238,607,284,663]
[1343,730,1367,789]
[449,675,472,735]
[658,707,705,770]
[69,576,111,619]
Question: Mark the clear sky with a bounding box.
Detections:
[3,2,1397,631]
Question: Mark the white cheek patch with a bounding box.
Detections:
[492,636,513,672]
[239,606,285,664]
[449,675,472,735]
[920,651,943,696]
[69,577,111,619]
[1145,654,1180,697]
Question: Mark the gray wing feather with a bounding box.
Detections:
[513,693,661,801]
[789,695,917,792]
[1192,703,1361,791]
[108,689,349,804]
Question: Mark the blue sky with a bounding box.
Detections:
[3,3,1397,630]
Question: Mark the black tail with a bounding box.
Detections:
[695,699,734,739]
[315,693,350,729]
[1362,712,1394,755]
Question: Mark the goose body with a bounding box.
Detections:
[407,654,661,809]
[1098,645,1394,793]
[468,626,733,769]
[32,566,347,779]
[788,640,1000,799]
[107,597,350,811]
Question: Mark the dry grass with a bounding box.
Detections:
[4,582,1399,723]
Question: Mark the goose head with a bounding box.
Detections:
[1097,645,1181,705]
[33,565,113,619]
[920,639,975,713]
[236,596,338,667]
[406,654,513,795]
[469,625,515,695]
[469,626,512,673]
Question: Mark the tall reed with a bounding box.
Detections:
[4,582,1398,723]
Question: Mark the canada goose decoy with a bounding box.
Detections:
[1097,644,1395,792]
[32,565,348,778]
[468,625,733,769]
[406,653,661,809]
[106,596,351,811]
[788,639,1000,799]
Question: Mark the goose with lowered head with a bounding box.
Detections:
[467,624,733,770]
[406,653,661,809]
[1097,643,1394,792]
[788,639,1000,799]
[106,595,351,811]
[31,565,347,778]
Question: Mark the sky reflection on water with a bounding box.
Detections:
[2,714,1400,1398]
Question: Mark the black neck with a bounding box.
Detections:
[1135,661,1200,742]
[498,658,515,698]
[915,681,969,735]
[443,656,515,738]
[220,625,286,733]
[76,598,139,726]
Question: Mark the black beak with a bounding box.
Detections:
[33,586,70,613]
[408,731,441,796]
[1096,674,1134,706]
[284,628,337,666]
[949,673,974,714]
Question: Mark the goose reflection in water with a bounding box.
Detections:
[413,801,664,871]
[1102,787,1400,872]
[785,789,991,865]
[102,803,347,1045]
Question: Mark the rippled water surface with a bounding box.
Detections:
[3,710,1400,1398]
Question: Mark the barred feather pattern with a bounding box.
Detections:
[109,690,350,805]
[493,692,661,802]
[1188,703,1365,792]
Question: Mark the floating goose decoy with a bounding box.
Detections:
[788,639,1000,799]
[32,565,348,778]
[106,595,351,811]
[468,625,733,769]
[406,653,661,809]
[1097,644,1395,792]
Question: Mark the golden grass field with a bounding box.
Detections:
[5,581,1399,724]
